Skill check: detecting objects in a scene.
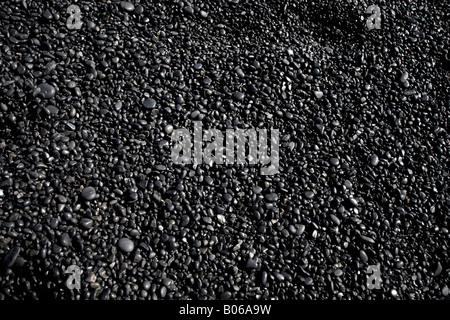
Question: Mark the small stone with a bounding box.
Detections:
[1,178,12,187]
[246,258,258,269]
[314,90,323,99]
[223,193,233,202]
[330,157,340,166]
[217,214,226,224]
[265,193,278,202]
[160,286,167,298]
[434,262,442,276]
[305,191,314,199]
[180,215,190,227]
[190,110,200,118]
[46,105,59,115]
[2,247,20,268]
[360,234,375,244]
[288,225,297,234]
[391,289,398,298]
[349,197,358,207]
[205,177,213,185]
[134,5,144,14]
[220,291,232,300]
[59,233,71,247]
[99,288,111,300]
[85,272,97,283]
[143,98,156,109]
[330,214,340,226]
[400,72,409,83]
[120,1,135,12]
[359,250,369,263]
[42,9,53,20]
[232,92,245,101]
[164,124,174,134]
[118,238,134,253]
[395,261,404,269]
[183,6,194,15]
[80,218,93,229]
[261,271,268,285]
[202,216,212,225]
[370,155,379,166]
[297,224,306,235]
[344,180,353,189]
[248,84,258,94]
[81,186,96,201]
[143,281,151,290]
[334,269,343,277]
[253,186,262,194]
[38,83,56,99]
[304,277,313,285]
[274,272,285,282]
[315,124,324,135]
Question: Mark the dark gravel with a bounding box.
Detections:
[0,0,449,301]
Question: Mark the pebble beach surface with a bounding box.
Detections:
[0,0,449,300]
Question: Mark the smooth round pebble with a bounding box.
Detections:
[38,83,56,99]
[118,238,134,253]
[81,187,96,201]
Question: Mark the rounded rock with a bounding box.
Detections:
[81,186,96,201]
[38,83,56,99]
[305,191,314,199]
[330,157,340,166]
[265,193,278,202]
[232,92,245,101]
[59,233,71,247]
[120,1,135,12]
[164,124,174,134]
[118,238,134,253]
[143,98,156,109]
[370,155,379,166]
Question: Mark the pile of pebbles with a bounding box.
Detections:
[0,0,448,300]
